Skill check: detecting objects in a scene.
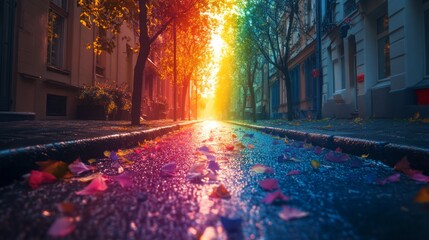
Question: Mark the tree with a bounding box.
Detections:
[241,0,301,121]
[79,0,203,125]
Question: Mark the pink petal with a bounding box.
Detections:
[278,206,309,221]
[406,170,429,182]
[287,170,301,176]
[161,162,176,177]
[47,217,76,237]
[325,151,350,162]
[259,178,279,191]
[114,172,133,188]
[378,173,401,185]
[75,174,107,195]
[28,170,56,189]
[251,164,274,174]
[68,158,93,175]
[262,190,290,204]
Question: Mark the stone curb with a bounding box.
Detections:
[0,121,200,186]
[228,121,429,172]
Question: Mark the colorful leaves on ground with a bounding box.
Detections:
[209,184,231,199]
[278,206,309,221]
[75,174,107,195]
[414,188,429,203]
[225,145,235,151]
[28,170,57,189]
[394,157,429,182]
[251,164,274,174]
[47,217,76,237]
[262,190,290,204]
[68,158,94,175]
[259,178,279,191]
[161,162,176,177]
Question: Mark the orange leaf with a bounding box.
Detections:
[414,188,429,203]
[209,184,231,199]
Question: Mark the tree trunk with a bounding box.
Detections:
[241,85,248,120]
[131,0,150,125]
[282,69,293,121]
[181,79,189,120]
[249,82,256,122]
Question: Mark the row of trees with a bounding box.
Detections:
[215,0,305,122]
[79,0,227,125]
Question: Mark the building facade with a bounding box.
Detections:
[0,0,169,121]
[321,0,429,118]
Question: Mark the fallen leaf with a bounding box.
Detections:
[47,217,76,237]
[259,179,279,191]
[161,162,176,177]
[394,157,410,172]
[335,147,342,153]
[28,170,57,189]
[208,160,220,173]
[247,144,255,149]
[225,145,235,151]
[74,173,99,183]
[287,170,301,176]
[68,158,93,175]
[361,153,369,158]
[114,172,133,188]
[198,145,215,153]
[232,134,237,138]
[87,159,96,164]
[325,151,350,162]
[250,164,274,174]
[36,160,69,178]
[311,160,320,170]
[75,174,107,195]
[57,202,75,215]
[205,154,216,161]
[189,163,206,174]
[209,184,231,199]
[186,172,203,181]
[205,169,218,181]
[377,173,401,185]
[220,216,242,235]
[407,170,429,182]
[278,206,309,221]
[262,190,290,204]
[414,188,429,203]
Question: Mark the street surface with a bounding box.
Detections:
[1,121,429,239]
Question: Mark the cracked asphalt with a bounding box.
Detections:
[0,121,428,239]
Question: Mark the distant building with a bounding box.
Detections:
[0,0,170,121]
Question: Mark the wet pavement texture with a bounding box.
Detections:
[241,118,429,150]
[1,121,429,239]
[0,120,187,150]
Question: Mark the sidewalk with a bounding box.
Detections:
[230,117,429,172]
[0,119,198,186]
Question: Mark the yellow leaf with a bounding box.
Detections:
[361,154,369,158]
[311,160,320,170]
[103,151,111,157]
[88,159,96,164]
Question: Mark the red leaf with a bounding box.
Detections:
[406,170,429,182]
[28,170,56,189]
[394,157,410,172]
[278,206,309,221]
[75,174,107,195]
[262,190,290,204]
[225,145,235,151]
[68,158,93,175]
[114,172,133,188]
[209,184,231,199]
[47,217,76,237]
[251,164,274,174]
[259,178,279,191]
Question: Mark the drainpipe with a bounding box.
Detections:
[315,0,323,119]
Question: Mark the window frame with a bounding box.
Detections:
[376,14,391,80]
[47,0,68,70]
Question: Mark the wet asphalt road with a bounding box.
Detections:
[0,121,429,240]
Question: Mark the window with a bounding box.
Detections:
[305,0,315,28]
[425,9,429,75]
[47,0,68,69]
[333,42,345,92]
[344,0,357,17]
[377,14,390,79]
[46,94,67,116]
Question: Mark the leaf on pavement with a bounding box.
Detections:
[74,173,99,183]
[220,216,242,234]
[114,172,133,188]
[361,153,369,158]
[68,158,94,175]
[394,157,410,172]
[36,160,69,179]
[250,164,274,174]
[232,134,237,138]
[208,160,220,173]
[198,145,215,153]
[407,170,429,182]
[225,145,235,151]
[377,173,401,185]
[414,188,429,203]
[57,202,75,215]
[325,151,350,162]
[278,206,309,221]
[259,178,279,191]
[75,174,107,195]
[209,184,231,199]
[313,146,323,155]
[262,190,290,204]
[247,144,255,149]
[47,217,76,237]
[28,170,57,189]
[311,160,320,170]
[161,162,177,177]
[287,170,301,176]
